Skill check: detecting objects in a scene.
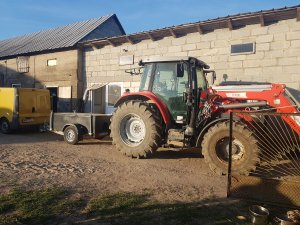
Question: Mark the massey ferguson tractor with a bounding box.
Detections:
[110,56,300,175]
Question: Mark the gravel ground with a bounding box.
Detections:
[0,130,227,203]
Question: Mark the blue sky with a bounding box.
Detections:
[0,0,299,40]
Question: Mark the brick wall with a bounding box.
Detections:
[84,18,300,90]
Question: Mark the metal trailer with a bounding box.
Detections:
[49,112,111,144]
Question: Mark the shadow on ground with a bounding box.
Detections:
[154,148,203,159]
[0,187,254,225]
[0,131,62,145]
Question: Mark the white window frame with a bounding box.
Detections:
[230,42,256,55]
[47,59,57,67]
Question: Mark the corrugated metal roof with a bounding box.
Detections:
[0,15,118,59]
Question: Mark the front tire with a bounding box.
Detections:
[0,118,11,134]
[110,101,162,158]
[202,122,259,175]
[64,125,79,145]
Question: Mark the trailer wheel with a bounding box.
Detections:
[110,100,162,158]
[202,122,259,175]
[0,118,11,134]
[64,125,79,145]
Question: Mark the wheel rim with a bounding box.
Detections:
[120,113,146,146]
[216,137,245,163]
[66,129,76,142]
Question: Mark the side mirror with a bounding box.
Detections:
[177,63,184,77]
[204,70,217,85]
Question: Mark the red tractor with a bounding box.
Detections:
[110,56,300,175]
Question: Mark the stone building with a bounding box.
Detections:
[0,14,125,111]
[81,6,300,114]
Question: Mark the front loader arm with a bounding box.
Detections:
[212,84,300,135]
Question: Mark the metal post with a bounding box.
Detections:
[227,112,233,197]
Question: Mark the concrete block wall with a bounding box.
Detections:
[84,18,300,90]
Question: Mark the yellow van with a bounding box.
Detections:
[0,88,51,133]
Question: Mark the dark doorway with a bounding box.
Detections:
[47,87,58,112]
[0,73,4,87]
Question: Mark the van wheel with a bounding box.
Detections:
[64,125,79,145]
[0,118,11,134]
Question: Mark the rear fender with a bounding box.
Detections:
[196,118,228,148]
[115,91,171,126]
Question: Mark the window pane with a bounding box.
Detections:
[47,59,57,66]
[153,63,176,93]
[231,43,255,54]
[196,68,207,90]
[177,64,189,94]
[108,85,122,106]
[139,64,152,91]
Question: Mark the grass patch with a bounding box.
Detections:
[87,192,148,216]
[0,188,84,225]
[0,188,274,225]
[85,193,251,225]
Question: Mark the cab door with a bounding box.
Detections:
[151,62,189,122]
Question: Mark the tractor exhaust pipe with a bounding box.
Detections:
[219,101,267,109]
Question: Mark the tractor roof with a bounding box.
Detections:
[140,56,210,69]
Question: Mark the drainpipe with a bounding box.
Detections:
[33,56,36,88]
[5,60,7,87]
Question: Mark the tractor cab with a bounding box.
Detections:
[138,56,212,124]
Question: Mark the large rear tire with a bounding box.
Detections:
[110,101,162,158]
[202,122,259,175]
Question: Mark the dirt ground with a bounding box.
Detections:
[0,130,227,203]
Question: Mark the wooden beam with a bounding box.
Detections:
[196,24,203,34]
[90,43,99,50]
[106,39,116,47]
[77,43,85,50]
[126,36,134,44]
[297,7,300,21]
[227,19,233,30]
[169,28,177,38]
[147,32,155,41]
[259,14,265,26]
